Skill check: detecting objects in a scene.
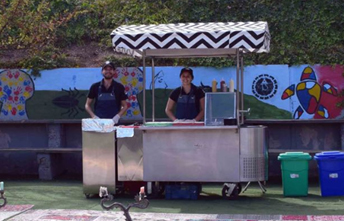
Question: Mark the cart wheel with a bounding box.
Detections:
[84,194,91,199]
[222,183,240,199]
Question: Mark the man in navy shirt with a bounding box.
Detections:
[85,61,128,124]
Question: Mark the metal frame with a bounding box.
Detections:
[141,48,245,125]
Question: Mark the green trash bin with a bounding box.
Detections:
[278,152,312,196]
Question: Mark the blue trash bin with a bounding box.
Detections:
[314,151,344,197]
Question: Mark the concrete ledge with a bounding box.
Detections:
[0,148,82,153]
[268,149,342,154]
[246,119,344,124]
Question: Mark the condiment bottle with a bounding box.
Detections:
[229,79,234,92]
[220,78,227,92]
[212,79,217,92]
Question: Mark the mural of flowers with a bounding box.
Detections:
[0,70,34,120]
[114,67,143,119]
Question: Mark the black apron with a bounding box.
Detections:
[175,87,198,120]
[95,81,119,118]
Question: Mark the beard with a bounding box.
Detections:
[103,73,113,80]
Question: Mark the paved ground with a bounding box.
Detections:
[4,209,344,221]
[1,180,344,220]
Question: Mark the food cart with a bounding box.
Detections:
[83,22,270,198]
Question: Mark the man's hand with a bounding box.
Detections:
[112,114,121,124]
[92,115,100,119]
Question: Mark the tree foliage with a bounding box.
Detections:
[0,0,86,75]
[1,0,343,72]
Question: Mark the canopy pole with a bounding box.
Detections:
[240,50,244,124]
[236,49,240,128]
[143,52,146,124]
[152,58,155,122]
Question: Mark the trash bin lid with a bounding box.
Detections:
[314,151,344,160]
[278,152,312,160]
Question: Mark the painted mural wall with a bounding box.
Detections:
[0,65,343,121]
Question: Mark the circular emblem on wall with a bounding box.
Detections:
[252,74,278,100]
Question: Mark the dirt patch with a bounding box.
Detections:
[62,42,115,67]
[0,42,117,69]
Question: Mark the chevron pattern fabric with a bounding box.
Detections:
[111,22,270,56]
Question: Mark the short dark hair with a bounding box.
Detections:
[179,67,194,79]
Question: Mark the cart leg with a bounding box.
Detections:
[258,181,267,193]
[147,182,152,195]
[242,182,251,193]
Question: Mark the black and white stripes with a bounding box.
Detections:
[111,22,270,56]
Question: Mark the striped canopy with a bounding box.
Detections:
[110,22,270,58]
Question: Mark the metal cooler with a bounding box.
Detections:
[239,125,267,182]
[82,119,116,196]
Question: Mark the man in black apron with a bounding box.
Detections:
[165,67,205,122]
[85,61,128,124]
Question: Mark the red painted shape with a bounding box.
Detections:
[313,92,343,119]
[307,96,319,113]
[282,92,289,100]
[311,65,344,119]
[11,107,17,115]
[14,72,20,79]
[25,86,32,92]
[301,73,311,81]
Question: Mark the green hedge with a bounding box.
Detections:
[1,0,343,69]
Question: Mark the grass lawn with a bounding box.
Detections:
[2,180,344,215]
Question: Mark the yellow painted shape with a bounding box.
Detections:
[304,67,313,74]
[317,110,325,117]
[120,76,128,85]
[286,89,294,96]
[308,84,321,102]
[297,82,306,90]
[23,91,30,98]
[131,78,138,87]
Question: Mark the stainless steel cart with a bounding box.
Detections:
[82,21,271,198]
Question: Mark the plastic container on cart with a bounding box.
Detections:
[165,184,199,200]
[144,122,173,127]
[278,152,312,196]
[204,92,236,126]
[314,151,344,197]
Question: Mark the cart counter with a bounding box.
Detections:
[140,125,240,182]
